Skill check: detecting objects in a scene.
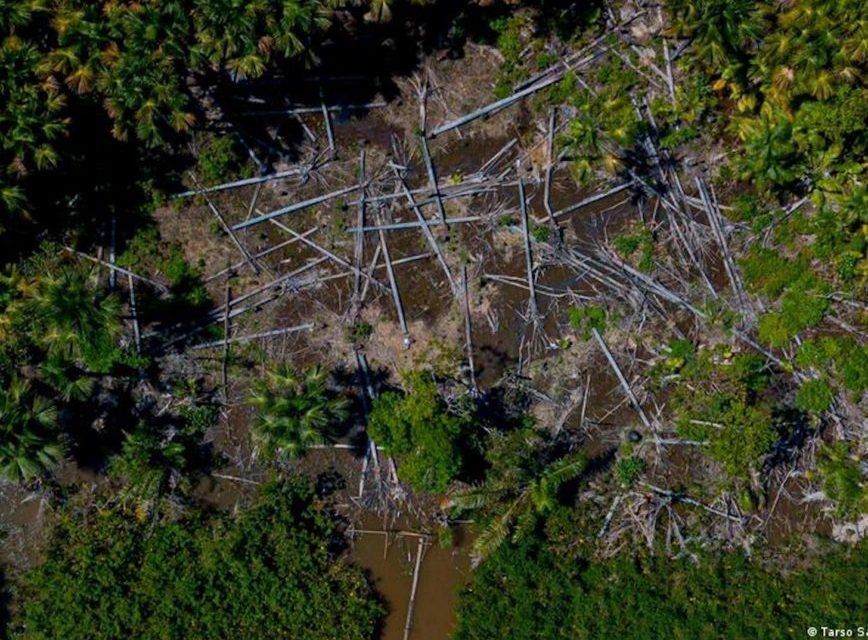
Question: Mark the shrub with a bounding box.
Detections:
[615,455,646,487]
[367,371,465,493]
[795,379,834,414]
[567,306,607,339]
[347,320,373,344]
[454,535,868,640]
[817,442,867,518]
[679,394,776,479]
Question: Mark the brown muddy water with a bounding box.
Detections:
[349,516,473,640]
[292,447,474,640]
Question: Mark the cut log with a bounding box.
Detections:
[190,323,314,350]
[376,211,411,348]
[189,173,261,275]
[518,178,540,319]
[173,168,301,199]
[233,184,363,231]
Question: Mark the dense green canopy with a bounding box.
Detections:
[454,538,868,640]
[12,481,383,640]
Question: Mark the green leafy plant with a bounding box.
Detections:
[616,455,646,487]
[249,365,348,460]
[347,320,373,344]
[367,371,466,493]
[14,480,383,639]
[567,305,607,339]
[0,377,62,483]
[817,442,867,518]
[613,226,654,271]
[673,350,778,480]
[444,426,587,562]
[794,379,834,414]
[453,535,868,640]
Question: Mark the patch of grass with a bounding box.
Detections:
[615,455,646,487]
[567,305,607,339]
[347,320,373,344]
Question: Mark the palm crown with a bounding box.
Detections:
[249,365,349,459]
[444,428,587,563]
[0,376,62,483]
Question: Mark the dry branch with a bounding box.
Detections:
[173,168,302,198]
[233,184,363,231]
[64,247,170,294]
[190,323,315,350]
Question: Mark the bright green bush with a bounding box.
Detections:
[817,442,867,518]
[615,455,646,487]
[367,371,465,493]
[795,379,834,414]
[567,305,607,339]
[796,337,868,398]
[673,350,777,480]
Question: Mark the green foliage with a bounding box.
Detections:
[249,365,349,460]
[567,305,606,339]
[672,349,778,480]
[346,320,373,344]
[756,275,829,348]
[367,371,465,493]
[490,15,533,99]
[0,377,61,483]
[0,255,126,415]
[613,226,654,271]
[796,337,868,398]
[454,536,868,640]
[110,424,192,507]
[817,442,867,518]
[0,17,67,217]
[694,397,775,478]
[740,248,808,298]
[179,403,219,432]
[110,400,215,508]
[670,0,868,339]
[195,133,251,184]
[556,56,640,181]
[662,339,697,374]
[13,480,383,640]
[445,426,588,561]
[3,264,122,374]
[794,379,833,414]
[530,224,551,243]
[615,455,646,487]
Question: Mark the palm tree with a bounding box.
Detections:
[734,113,800,190]
[443,428,587,563]
[19,266,121,373]
[249,365,349,460]
[110,424,189,510]
[669,0,764,71]
[0,376,62,483]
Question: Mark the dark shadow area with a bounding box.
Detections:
[1,98,190,264]
[61,383,135,473]
[762,405,814,477]
[331,361,392,457]
[316,468,347,498]
[63,378,219,486]
[2,0,603,269]
[559,446,616,506]
[0,567,9,640]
